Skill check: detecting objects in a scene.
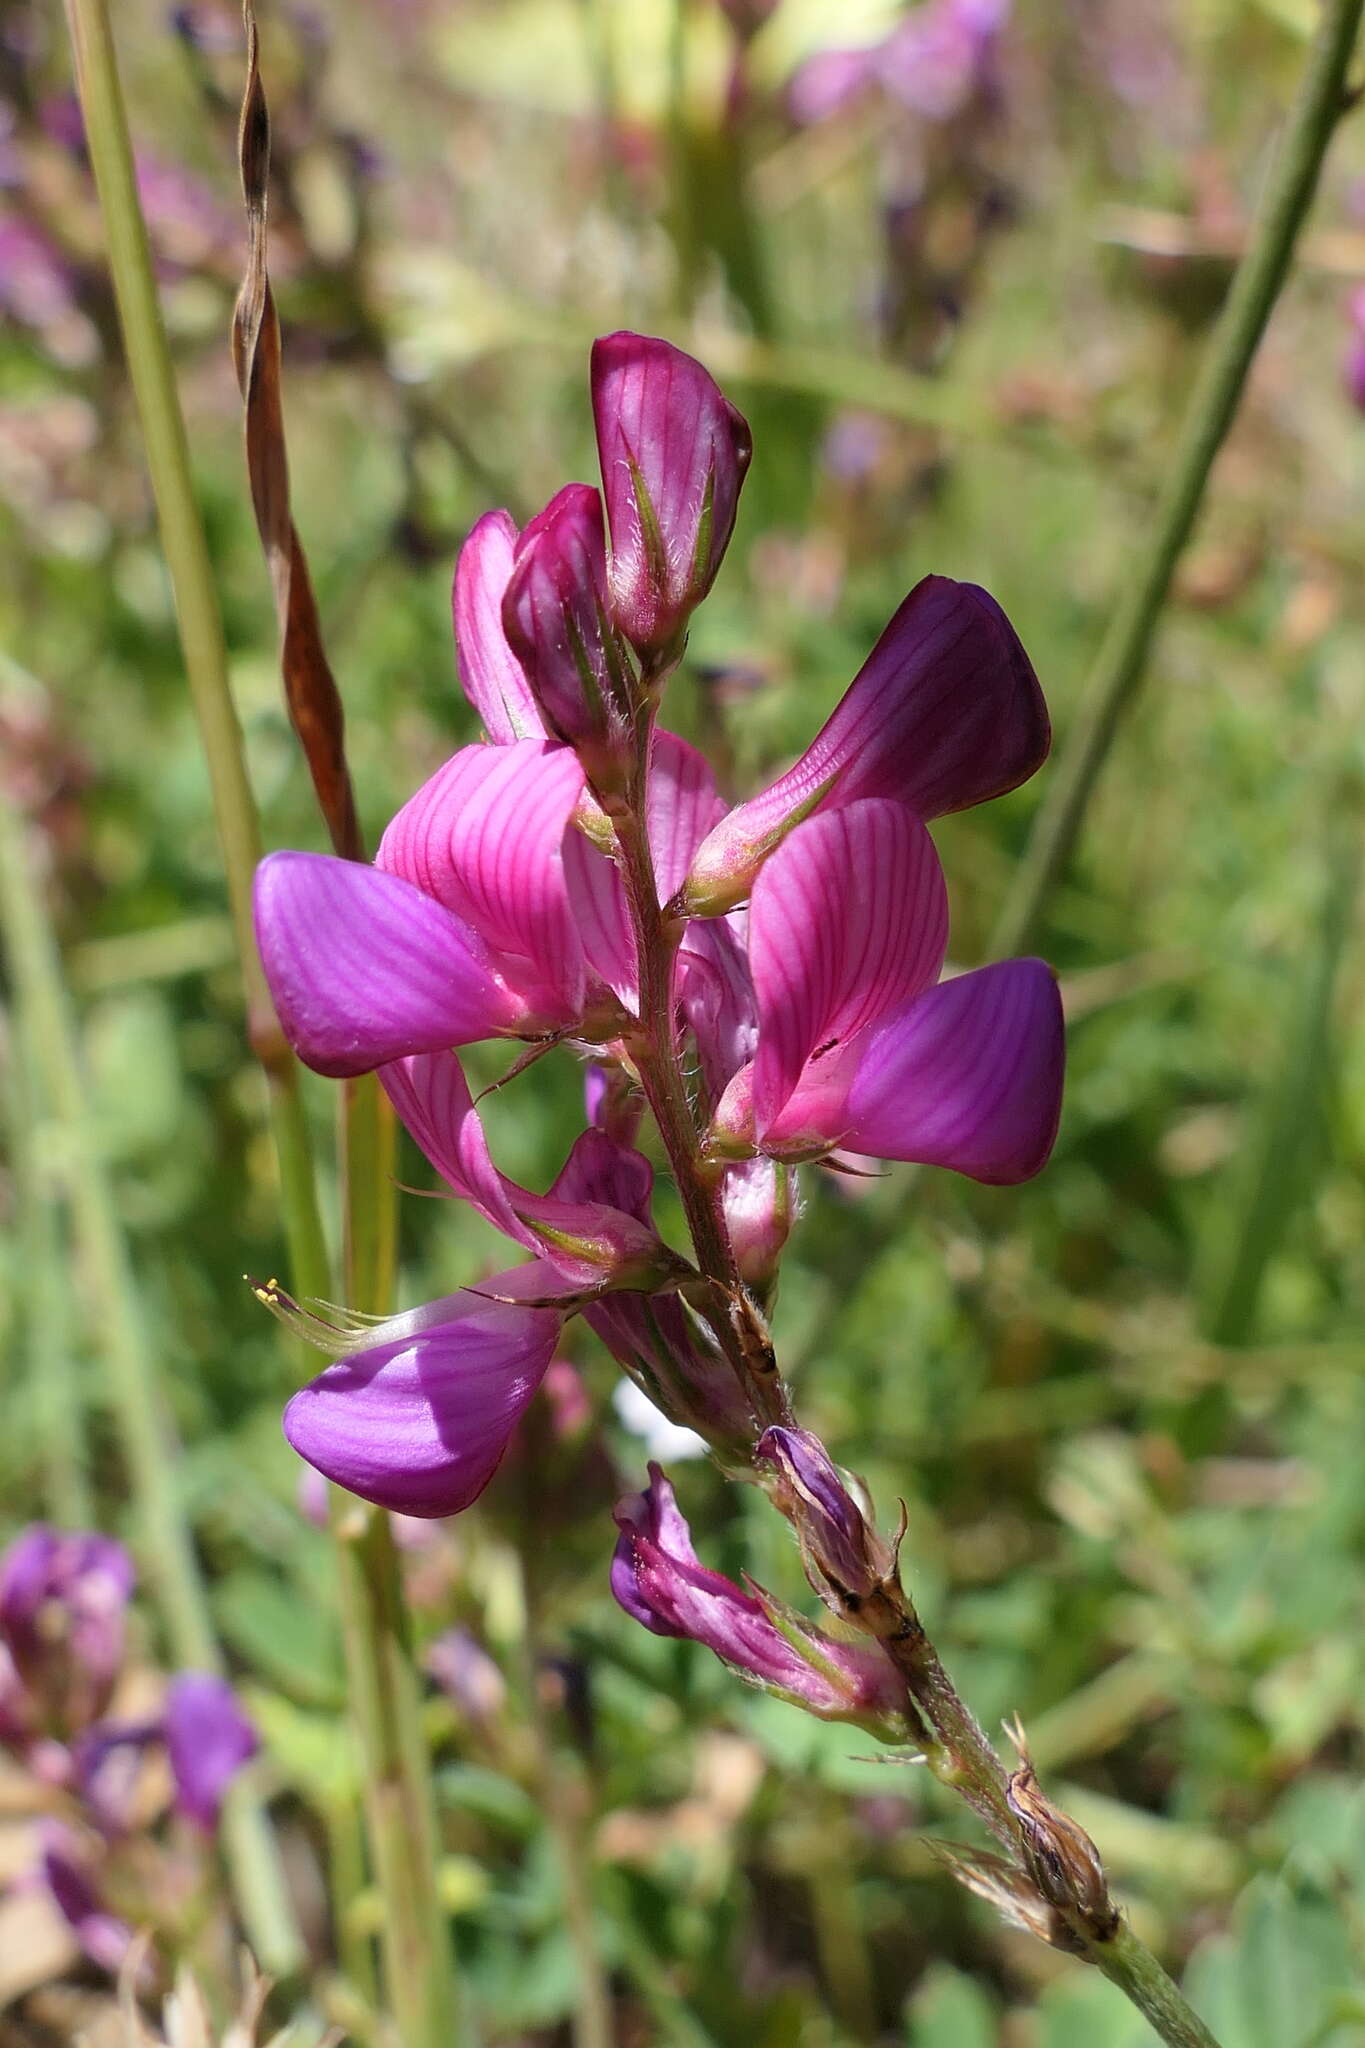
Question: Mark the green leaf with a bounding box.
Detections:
[215,1566,345,1708]
[905,1963,997,2048]
[246,1688,360,1809]
[1035,1969,1159,2048]
[1184,1872,1359,2048]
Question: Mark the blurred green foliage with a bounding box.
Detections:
[2,0,1364,2039]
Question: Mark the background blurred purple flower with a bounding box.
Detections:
[162,1673,259,1832]
[0,1527,134,1745]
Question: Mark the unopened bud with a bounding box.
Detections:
[1004,1719,1118,1940]
[721,1158,795,1300]
[502,483,636,792]
[754,1427,896,1616]
[931,1841,1085,1955]
[591,332,752,665]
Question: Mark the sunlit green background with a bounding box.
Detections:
[3,0,1364,2040]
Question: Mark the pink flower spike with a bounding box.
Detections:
[685,576,1049,914]
[283,1276,563,1517]
[748,800,949,1144]
[453,510,545,743]
[254,851,524,1078]
[378,738,588,1026]
[842,957,1064,1183]
[502,484,633,777]
[591,332,752,660]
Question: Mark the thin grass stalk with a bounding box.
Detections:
[513,1540,614,2048]
[1204,791,1360,1344]
[61,0,329,1306]
[6,996,93,1527]
[0,781,300,1974]
[991,0,1365,960]
[334,1071,465,2048]
[60,6,462,2027]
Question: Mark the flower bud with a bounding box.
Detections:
[754,1427,896,1616]
[1005,1725,1117,1940]
[501,483,636,790]
[611,1468,907,1731]
[591,333,752,664]
[721,1158,795,1300]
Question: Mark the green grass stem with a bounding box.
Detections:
[991,0,1365,959]
[60,3,465,2030]
[0,779,300,1974]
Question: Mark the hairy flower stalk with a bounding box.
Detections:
[255,332,1221,2047]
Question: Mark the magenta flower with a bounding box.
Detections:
[754,1427,890,1609]
[611,1469,906,1727]
[591,332,752,660]
[162,1674,259,1833]
[685,574,1049,914]
[426,1628,507,1723]
[708,798,1062,1181]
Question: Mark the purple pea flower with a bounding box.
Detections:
[684,574,1049,915]
[162,1673,258,1832]
[0,1527,135,1745]
[278,1062,694,1514]
[591,332,753,661]
[611,1468,906,1728]
[707,797,1063,1181]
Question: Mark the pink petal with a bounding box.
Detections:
[254,851,521,1078]
[453,510,545,743]
[378,738,587,1024]
[591,332,752,656]
[562,730,726,1008]
[546,1125,655,1224]
[380,1051,523,1243]
[562,828,636,1004]
[649,731,727,902]
[748,800,948,1140]
[382,1055,665,1290]
[841,957,1064,1182]
[283,1279,562,1517]
[686,577,1048,912]
[502,484,626,752]
[679,910,757,1100]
